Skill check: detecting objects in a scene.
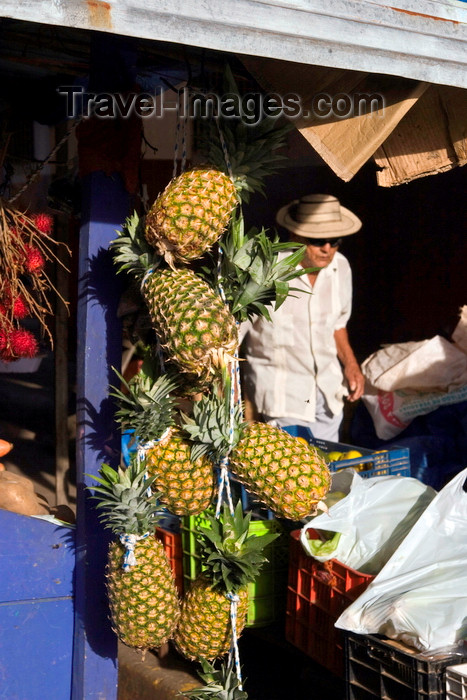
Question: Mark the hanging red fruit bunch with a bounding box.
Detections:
[0,201,69,363]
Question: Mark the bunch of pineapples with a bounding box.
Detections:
[103,64,333,670]
[110,366,216,516]
[110,68,294,384]
[89,460,180,650]
[174,502,278,661]
[183,385,331,521]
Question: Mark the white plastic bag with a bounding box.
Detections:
[300,470,436,574]
[336,467,467,652]
[361,334,467,439]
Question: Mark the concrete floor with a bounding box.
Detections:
[118,627,347,700]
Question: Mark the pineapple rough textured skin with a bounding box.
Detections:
[175,574,248,661]
[146,428,216,516]
[143,267,238,380]
[229,422,331,520]
[111,213,239,381]
[175,504,277,661]
[89,462,181,651]
[107,535,181,650]
[145,168,237,267]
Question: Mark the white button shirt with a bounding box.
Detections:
[241,250,352,422]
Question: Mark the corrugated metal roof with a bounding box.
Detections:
[0,0,466,88]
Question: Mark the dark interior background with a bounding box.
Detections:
[242,140,467,365]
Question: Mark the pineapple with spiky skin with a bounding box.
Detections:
[183,390,331,521]
[145,428,216,515]
[174,503,278,661]
[89,460,181,650]
[229,422,331,520]
[145,267,238,379]
[144,65,291,268]
[111,213,238,382]
[111,367,216,516]
[145,169,237,268]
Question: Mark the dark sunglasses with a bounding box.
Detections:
[308,237,342,248]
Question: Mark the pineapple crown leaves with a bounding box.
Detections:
[109,364,178,444]
[198,502,279,595]
[110,211,163,282]
[181,386,247,463]
[86,460,162,537]
[205,210,312,322]
[180,657,248,700]
[195,64,292,204]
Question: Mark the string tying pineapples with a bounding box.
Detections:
[174,502,278,662]
[88,460,181,652]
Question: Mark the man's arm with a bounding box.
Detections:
[334,327,365,402]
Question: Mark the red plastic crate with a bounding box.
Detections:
[155,527,184,596]
[285,528,374,677]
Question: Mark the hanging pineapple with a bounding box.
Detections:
[111,368,217,516]
[183,389,331,521]
[89,460,181,651]
[111,212,238,382]
[174,502,278,661]
[144,65,291,267]
[145,168,237,267]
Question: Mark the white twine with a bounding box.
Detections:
[215,116,236,304]
[215,358,239,517]
[233,335,244,422]
[215,119,234,180]
[215,455,235,518]
[227,592,243,690]
[137,429,171,497]
[120,532,149,571]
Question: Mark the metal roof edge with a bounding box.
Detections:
[0,0,466,88]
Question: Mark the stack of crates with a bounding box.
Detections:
[283,427,411,676]
[286,528,374,677]
[346,633,467,700]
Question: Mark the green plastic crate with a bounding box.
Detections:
[181,511,289,628]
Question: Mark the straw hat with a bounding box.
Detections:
[276,194,362,238]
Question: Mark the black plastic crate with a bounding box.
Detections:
[345,633,467,700]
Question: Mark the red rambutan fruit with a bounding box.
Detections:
[24,245,45,274]
[0,330,8,351]
[10,329,38,358]
[12,294,29,319]
[33,213,53,235]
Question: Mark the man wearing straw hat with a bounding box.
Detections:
[241,193,364,441]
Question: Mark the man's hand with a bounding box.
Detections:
[344,362,365,402]
[334,327,365,402]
